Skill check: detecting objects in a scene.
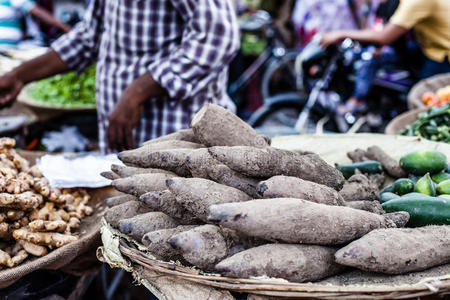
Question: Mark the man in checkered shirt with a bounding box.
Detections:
[0,0,240,153]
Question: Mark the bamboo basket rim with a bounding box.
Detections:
[117,239,450,299]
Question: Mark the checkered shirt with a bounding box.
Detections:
[52,0,240,153]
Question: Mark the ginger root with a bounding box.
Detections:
[29,220,67,233]
[19,240,48,257]
[13,228,78,248]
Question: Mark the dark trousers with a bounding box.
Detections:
[421,57,450,79]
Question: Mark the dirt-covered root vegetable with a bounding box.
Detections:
[117,212,178,241]
[12,228,77,248]
[142,129,199,146]
[365,146,407,178]
[140,191,199,224]
[120,149,192,176]
[29,220,67,233]
[347,149,369,163]
[168,225,252,271]
[209,146,345,190]
[0,192,42,210]
[141,225,196,261]
[0,249,11,265]
[207,198,397,245]
[383,212,410,228]
[344,201,384,214]
[257,176,345,206]
[100,171,120,180]
[166,177,252,222]
[18,240,48,257]
[191,103,269,148]
[339,173,379,202]
[112,173,177,197]
[104,201,153,228]
[105,194,136,207]
[110,164,177,178]
[118,141,204,167]
[207,164,260,198]
[185,148,220,179]
[335,226,450,274]
[215,244,344,283]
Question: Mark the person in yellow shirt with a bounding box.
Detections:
[321,0,450,79]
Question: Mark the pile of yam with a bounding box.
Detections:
[0,138,93,268]
[103,103,450,284]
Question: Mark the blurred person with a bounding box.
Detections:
[321,0,450,79]
[0,0,71,46]
[0,0,240,153]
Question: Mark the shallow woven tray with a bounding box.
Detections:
[384,108,427,135]
[408,73,450,110]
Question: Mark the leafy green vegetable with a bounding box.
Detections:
[29,66,96,108]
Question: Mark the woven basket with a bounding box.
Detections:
[384,108,427,135]
[109,237,450,300]
[408,73,450,110]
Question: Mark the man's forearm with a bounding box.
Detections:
[127,73,167,106]
[30,6,71,33]
[336,24,407,46]
[13,50,70,84]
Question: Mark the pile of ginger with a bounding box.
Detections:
[0,138,93,268]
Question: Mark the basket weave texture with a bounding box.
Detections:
[408,73,450,110]
[384,108,427,135]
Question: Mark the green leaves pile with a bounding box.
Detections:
[29,66,96,108]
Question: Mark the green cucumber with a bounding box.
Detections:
[335,161,383,179]
[393,178,415,195]
[379,192,400,203]
[379,184,394,194]
[431,172,450,184]
[414,173,436,196]
[382,194,450,226]
[399,150,447,176]
[436,179,450,195]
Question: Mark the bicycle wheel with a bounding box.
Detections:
[261,50,304,102]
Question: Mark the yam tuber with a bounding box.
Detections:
[257,176,345,206]
[365,146,407,178]
[112,173,177,197]
[110,164,177,178]
[104,200,153,228]
[105,194,136,207]
[141,225,196,261]
[140,190,199,224]
[215,244,344,283]
[339,173,379,202]
[207,164,260,198]
[347,149,369,163]
[185,148,219,179]
[142,129,199,146]
[166,177,251,221]
[344,201,385,214]
[119,141,204,168]
[207,198,397,245]
[190,103,269,148]
[168,225,256,271]
[335,226,450,274]
[118,148,192,176]
[209,146,345,190]
[13,228,77,248]
[117,212,178,241]
[100,171,120,180]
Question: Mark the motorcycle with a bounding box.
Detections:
[247,36,417,135]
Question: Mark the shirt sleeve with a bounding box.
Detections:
[148,0,240,101]
[51,0,104,73]
[390,0,434,29]
[10,0,35,13]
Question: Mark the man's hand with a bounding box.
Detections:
[107,73,166,152]
[320,31,344,48]
[0,71,24,108]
